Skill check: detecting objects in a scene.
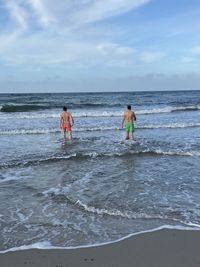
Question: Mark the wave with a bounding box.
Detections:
[1,149,199,172]
[75,200,185,222]
[0,153,98,171]
[172,106,200,112]
[0,126,120,135]
[40,192,199,227]
[0,103,119,113]
[1,105,200,115]
[76,103,119,108]
[1,224,198,253]
[139,123,200,129]
[0,104,52,112]
[0,128,59,135]
[137,105,200,115]
[75,199,155,219]
[136,149,200,157]
[0,110,122,117]
[41,187,192,223]
[1,123,200,135]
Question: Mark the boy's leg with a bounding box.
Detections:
[63,129,66,141]
[131,124,135,140]
[125,129,130,140]
[68,130,72,141]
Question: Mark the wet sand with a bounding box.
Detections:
[1,228,200,267]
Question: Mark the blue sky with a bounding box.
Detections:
[0,0,200,92]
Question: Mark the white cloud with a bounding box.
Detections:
[0,0,150,68]
[139,52,165,63]
[0,31,21,52]
[181,45,200,64]
[26,0,151,29]
[191,46,200,55]
[28,0,54,27]
[5,0,28,30]
[97,43,133,56]
[1,0,151,35]
[0,31,134,68]
[69,0,151,27]
[1,0,200,92]
[181,57,197,63]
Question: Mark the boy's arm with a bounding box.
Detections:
[122,113,125,128]
[60,115,63,129]
[70,114,74,126]
[133,112,136,121]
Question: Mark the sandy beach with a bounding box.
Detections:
[1,228,200,267]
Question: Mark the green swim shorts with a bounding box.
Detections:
[125,122,134,133]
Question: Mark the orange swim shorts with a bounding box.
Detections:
[63,123,72,131]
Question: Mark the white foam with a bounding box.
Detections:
[175,105,200,111]
[140,122,200,129]
[137,107,173,115]
[0,128,58,135]
[75,199,160,219]
[42,185,69,197]
[151,149,200,157]
[137,105,200,114]
[127,148,200,157]
[0,126,122,135]
[1,122,200,135]
[1,105,200,119]
[0,173,20,183]
[0,149,199,176]
[0,241,52,253]
[0,225,199,253]
[36,153,78,164]
[76,126,120,132]
[74,200,200,227]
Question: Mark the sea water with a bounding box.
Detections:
[0,90,200,250]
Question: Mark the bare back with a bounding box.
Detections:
[60,111,72,125]
[124,110,135,123]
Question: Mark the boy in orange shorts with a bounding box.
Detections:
[60,106,74,142]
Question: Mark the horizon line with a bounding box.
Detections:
[0,89,199,95]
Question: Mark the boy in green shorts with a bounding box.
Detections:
[122,105,137,140]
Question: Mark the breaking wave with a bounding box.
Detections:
[0,104,51,112]
[40,190,193,224]
[0,128,59,135]
[0,103,119,113]
[137,105,200,115]
[1,105,200,115]
[75,200,181,222]
[1,123,200,135]
[1,149,199,172]
[140,122,200,129]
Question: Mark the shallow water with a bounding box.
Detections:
[0,91,200,250]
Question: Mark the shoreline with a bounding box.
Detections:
[1,227,200,267]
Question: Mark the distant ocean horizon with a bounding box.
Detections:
[0,90,200,251]
[1,89,200,95]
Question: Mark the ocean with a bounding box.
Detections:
[0,90,200,251]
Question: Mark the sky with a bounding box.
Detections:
[0,0,200,93]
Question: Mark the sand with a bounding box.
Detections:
[0,228,200,267]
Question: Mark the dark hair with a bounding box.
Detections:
[127,105,131,110]
[63,106,67,111]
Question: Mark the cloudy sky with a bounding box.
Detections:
[0,0,200,92]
